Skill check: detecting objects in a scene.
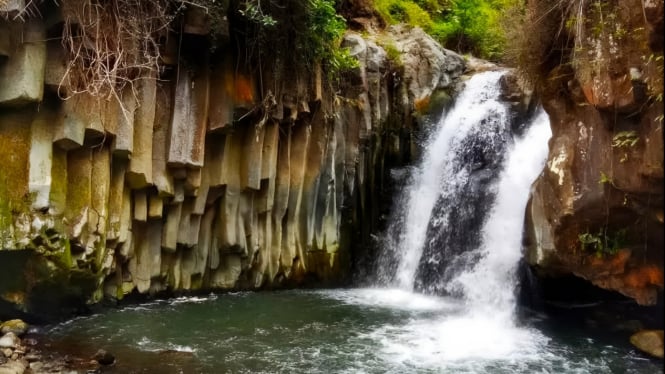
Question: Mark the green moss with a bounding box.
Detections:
[65,148,92,233]
[49,147,68,215]
[0,112,32,203]
[382,40,403,67]
[62,238,73,269]
[191,274,203,290]
[115,283,124,300]
[426,89,452,115]
[0,110,35,248]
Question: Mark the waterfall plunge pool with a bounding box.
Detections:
[39,289,661,373]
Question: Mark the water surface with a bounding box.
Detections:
[44,289,662,373]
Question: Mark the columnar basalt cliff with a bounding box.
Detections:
[523,0,664,306]
[0,2,464,319]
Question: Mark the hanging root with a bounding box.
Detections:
[58,0,182,101]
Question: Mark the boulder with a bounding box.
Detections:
[630,330,664,359]
[389,25,465,104]
[92,349,115,366]
[0,359,27,374]
[0,321,27,336]
[0,333,19,349]
[464,56,500,73]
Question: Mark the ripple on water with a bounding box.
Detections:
[42,290,662,374]
[318,288,461,312]
[136,336,196,354]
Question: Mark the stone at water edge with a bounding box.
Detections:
[0,333,19,349]
[0,359,28,374]
[630,330,664,359]
[92,349,115,366]
[0,321,28,336]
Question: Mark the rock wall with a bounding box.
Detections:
[525,0,663,305]
[0,3,464,320]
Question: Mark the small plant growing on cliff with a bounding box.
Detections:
[579,227,626,258]
[238,1,277,26]
[598,171,614,186]
[612,131,638,148]
[612,131,638,163]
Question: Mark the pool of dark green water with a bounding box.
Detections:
[42,289,662,373]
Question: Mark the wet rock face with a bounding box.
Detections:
[0,10,465,319]
[630,329,664,359]
[388,25,465,105]
[525,0,664,305]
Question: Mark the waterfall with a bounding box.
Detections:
[359,71,553,365]
[450,109,551,314]
[377,69,551,311]
[377,71,510,291]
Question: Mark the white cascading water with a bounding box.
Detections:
[356,71,554,368]
[450,108,552,316]
[393,71,510,290]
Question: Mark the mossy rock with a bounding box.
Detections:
[426,89,452,116]
[0,319,28,336]
[0,249,100,323]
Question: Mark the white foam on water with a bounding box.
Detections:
[368,314,549,367]
[168,295,215,305]
[318,289,551,371]
[320,288,459,312]
[137,336,196,353]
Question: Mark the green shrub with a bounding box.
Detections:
[375,0,435,29]
[234,0,358,83]
[373,0,516,61]
[579,227,627,258]
[307,0,359,78]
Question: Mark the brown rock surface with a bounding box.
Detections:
[524,0,663,305]
[630,330,664,359]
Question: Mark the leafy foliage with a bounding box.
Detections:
[306,0,360,78]
[598,171,613,186]
[234,0,358,81]
[373,0,517,60]
[238,1,277,26]
[579,228,626,258]
[612,131,639,148]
